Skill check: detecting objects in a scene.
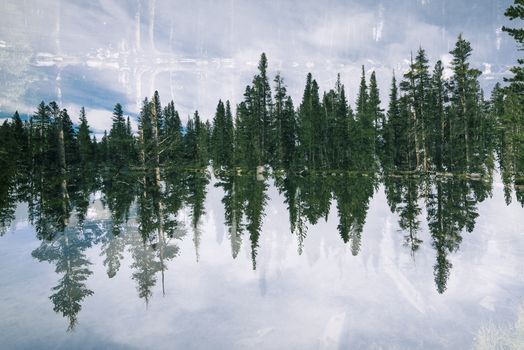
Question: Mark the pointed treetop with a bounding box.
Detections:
[258,53,268,75]
[79,107,87,123]
[113,103,123,117]
[450,34,473,62]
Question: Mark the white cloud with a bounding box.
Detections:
[0,0,518,121]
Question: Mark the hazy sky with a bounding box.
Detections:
[0,0,519,134]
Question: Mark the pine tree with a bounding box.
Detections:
[108,103,131,168]
[99,131,109,164]
[11,111,29,172]
[61,108,78,167]
[429,61,447,171]
[297,73,313,166]
[195,111,209,166]
[502,0,524,93]
[48,101,67,174]
[414,48,431,170]
[322,74,352,169]
[281,97,296,169]
[223,100,235,166]
[368,71,384,162]
[297,73,323,167]
[138,97,154,170]
[354,66,375,170]
[273,74,287,167]
[163,100,183,166]
[184,111,208,167]
[383,73,399,169]
[399,48,431,170]
[252,53,273,164]
[356,66,369,119]
[234,98,251,167]
[184,116,197,164]
[77,107,93,164]
[448,34,482,171]
[32,101,51,165]
[151,91,162,171]
[211,100,227,166]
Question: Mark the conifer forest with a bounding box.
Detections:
[0,0,523,348]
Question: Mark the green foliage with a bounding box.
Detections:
[502,0,524,92]
[108,103,135,168]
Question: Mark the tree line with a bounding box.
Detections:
[1,35,523,179]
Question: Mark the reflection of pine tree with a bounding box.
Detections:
[101,164,137,236]
[27,168,70,240]
[299,174,331,225]
[185,171,209,261]
[493,84,524,207]
[100,227,126,278]
[31,228,93,331]
[215,171,245,258]
[98,162,138,280]
[130,161,185,301]
[128,215,183,303]
[385,176,423,256]
[275,172,307,254]
[398,178,423,255]
[333,174,376,256]
[291,181,308,255]
[129,232,162,304]
[427,177,484,293]
[242,175,268,270]
[68,165,98,225]
[0,117,21,234]
[0,171,17,236]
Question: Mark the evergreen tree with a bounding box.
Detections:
[48,101,68,174]
[223,100,235,166]
[77,107,93,164]
[281,97,297,169]
[324,74,352,169]
[448,34,482,171]
[184,111,208,167]
[383,73,399,169]
[108,103,133,168]
[399,49,431,170]
[60,108,78,167]
[138,97,154,171]
[368,71,384,162]
[99,131,109,164]
[502,0,524,93]
[163,100,183,166]
[11,111,29,175]
[252,53,273,164]
[32,101,51,166]
[354,66,375,170]
[273,74,286,167]
[356,66,369,119]
[429,61,447,171]
[235,86,261,167]
[297,73,323,167]
[211,100,231,167]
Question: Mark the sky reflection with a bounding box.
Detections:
[0,172,523,349]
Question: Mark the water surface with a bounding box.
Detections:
[0,169,523,349]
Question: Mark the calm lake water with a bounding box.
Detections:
[1,169,523,349]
